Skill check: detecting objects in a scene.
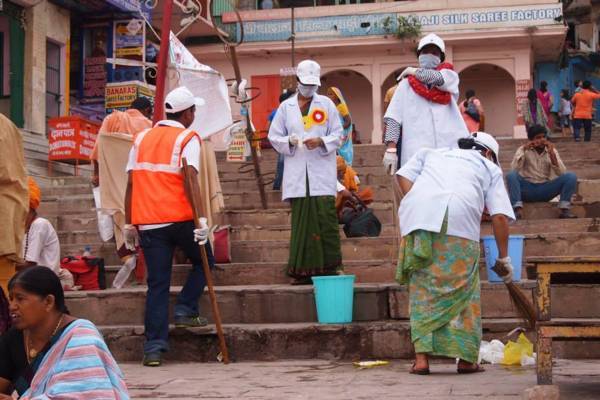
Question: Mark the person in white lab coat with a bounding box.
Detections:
[268,60,344,284]
[383,33,469,173]
[395,132,515,375]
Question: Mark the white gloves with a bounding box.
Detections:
[231,79,248,102]
[193,217,209,245]
[383,148,398,176]
[289,134,302,147]
[399,67,418,81]
[495,256,514,283]
[123,224,139,251]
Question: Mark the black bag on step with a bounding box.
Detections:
[341,195,382,238]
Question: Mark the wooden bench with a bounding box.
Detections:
[530,256,600,385]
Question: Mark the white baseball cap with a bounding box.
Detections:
[417,33,445,54]
[473,131,500,160]
[296,60,321,86]
[164,86,205,114]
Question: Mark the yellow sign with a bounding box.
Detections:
[105,81,155,113]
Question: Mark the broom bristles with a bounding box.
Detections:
[505,282,537,329]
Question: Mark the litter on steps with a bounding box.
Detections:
[478,333,536,366]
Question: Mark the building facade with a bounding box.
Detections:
[193,0,566,142]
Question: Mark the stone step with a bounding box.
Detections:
[101,318,600,362]
[65,282,600,327]
[229,232,600,263]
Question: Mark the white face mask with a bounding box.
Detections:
[418,53,441,69]
[297,83,318,98]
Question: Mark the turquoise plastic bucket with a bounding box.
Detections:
[311,275,355,324]
[482,235,524,283]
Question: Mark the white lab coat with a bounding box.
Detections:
[268,93,343,201]
[397,148,515,242]
[384,69,470,166]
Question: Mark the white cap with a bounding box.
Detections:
[417,33,445,54]
[473,131,499,160]
[164,87,205,114]
[296,60,321,86]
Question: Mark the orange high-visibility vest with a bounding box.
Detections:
[131,125,198,225]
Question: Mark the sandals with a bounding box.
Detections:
[409,363,430,375]
[457,364,485,374]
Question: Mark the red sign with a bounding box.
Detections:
[48,116,100,162]
[83,57,107,101]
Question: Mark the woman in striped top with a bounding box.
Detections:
[0,267,128,399]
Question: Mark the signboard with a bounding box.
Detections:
[114,19,145,60]
[83,57,107,103]
[105,81,155,114]
[226,127,251,162]
[235,4,562,42]
[515,79,531,122]
[48,117,100,162]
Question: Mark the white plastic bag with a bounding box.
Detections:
[479,340,505,364]
[92,186,114,242]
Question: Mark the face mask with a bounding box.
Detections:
[297,83,318,98]
[418,53,441,69]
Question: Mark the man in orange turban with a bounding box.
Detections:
[19,177,74,289]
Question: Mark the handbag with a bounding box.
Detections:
[61,256,106,290]
[341,194,382,238]
[465,100,481,122]
[213,225,232,264]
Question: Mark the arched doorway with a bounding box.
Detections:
[459,64,516,137]
[381,69,404,116]
[321,69,373,143]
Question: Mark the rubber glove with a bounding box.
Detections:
[494,256,514,283]
[193,217,209,245]
[382,148,398,176]
[123,224,139,251]
[289,134,302,147]
[399,67,418,81]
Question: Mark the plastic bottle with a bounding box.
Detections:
[82,246,92,258]
[112,255,137,289]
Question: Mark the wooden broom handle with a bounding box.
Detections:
[182,157,230,364]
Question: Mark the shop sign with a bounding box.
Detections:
[105,81,155,113]
[236,3,562,42]
[226,127,251,162]
[83,57,107,103]
[48,117,100,161]
[114,19,145,60]
[515,79,531,120]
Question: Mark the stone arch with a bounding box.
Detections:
[458,63,517,137]
[381,68,406,115]
[321,69,373,142]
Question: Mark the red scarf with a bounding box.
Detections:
[408,62,454,105]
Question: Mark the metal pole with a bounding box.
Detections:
[291,6,295,67]
[153,0,175,124]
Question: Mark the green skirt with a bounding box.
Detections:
[397,225,482,363]
[287,194,342,279]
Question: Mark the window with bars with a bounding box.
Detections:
[46,40,62,121]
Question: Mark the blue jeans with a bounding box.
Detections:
[506,170,577,209]
[572,118,592,141]
[139,220,215,354]
[273,153,284,190]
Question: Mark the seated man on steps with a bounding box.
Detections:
[506,125,577,220]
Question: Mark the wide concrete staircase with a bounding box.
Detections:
[33,132,600,363]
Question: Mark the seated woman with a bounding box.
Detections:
[336,156,373,219]
[0,267,129,399]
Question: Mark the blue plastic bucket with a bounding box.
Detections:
[482,235,524,283]
[311,275,355,324]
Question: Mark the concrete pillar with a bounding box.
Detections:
[23,1,47,134]
[371,64,382,144]
[513,48,532,138]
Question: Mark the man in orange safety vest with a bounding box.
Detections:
[124,86,213,367]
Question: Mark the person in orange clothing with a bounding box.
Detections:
[571,80,600,142]
[91,97,153,186]
[124,86,213,367]
[0,114,28,294]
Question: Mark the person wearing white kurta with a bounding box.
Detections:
[383,33,469,172]
[268,60,344,283]
[394,132,515,375]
